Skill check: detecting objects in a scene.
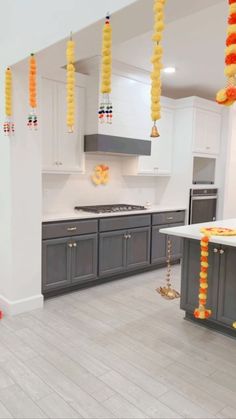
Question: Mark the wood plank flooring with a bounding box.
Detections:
[1,265,236,418]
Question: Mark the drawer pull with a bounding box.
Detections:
[67,227,77,231]
[73,243,77,248]
[213,248,219,253]
[219,249,225,255]
[68,243,73,248]
[167,217,174,220]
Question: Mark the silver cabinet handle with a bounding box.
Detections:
[128,234,131,239]
[213,248,219,253]
[167,217,174,220]
[67,227,77,232]
[68,243,73,248]
[124,234,128,239]
[73,243,77,248]
[219,249,225,255]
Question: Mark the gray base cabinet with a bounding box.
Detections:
[42,210,185,296]
[43,233,97,293]
[99,226,150,276]
[181,238,236,331]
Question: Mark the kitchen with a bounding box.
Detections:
[1,0,236,418]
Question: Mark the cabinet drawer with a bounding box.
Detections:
[99,215,151,232]
[42,220,98,239]
[152,211,185,226]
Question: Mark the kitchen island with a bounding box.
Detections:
[161,219,236,337]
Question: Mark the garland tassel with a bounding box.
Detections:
[66,34,75,133]
[216,0,236,106]
[150,0,166,138]
[98,13,113,124]
[4,67,14,136]
[28,53,38,129]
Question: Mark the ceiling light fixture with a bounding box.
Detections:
[163,67,176,74]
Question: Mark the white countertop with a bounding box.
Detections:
[161,219,236,247]
[43,205,186,223]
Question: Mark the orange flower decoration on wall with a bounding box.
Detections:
[91,165,110,185]
[216,0,236,106]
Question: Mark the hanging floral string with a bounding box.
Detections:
[66,34,76,133]
[27,53,38,129]
[4,67,14,136]
[150,0,166,138]
[195,227,236,321]
[98,13,113,124]
[216,0,236,106]
[156,238,180,300]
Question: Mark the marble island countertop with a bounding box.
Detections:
[43,205,186,223]
[161,218,236,247]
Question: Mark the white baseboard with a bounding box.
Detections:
[0,294,44,316]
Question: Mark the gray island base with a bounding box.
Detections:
[161,220,236,339]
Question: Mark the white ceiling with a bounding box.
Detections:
[113,0,227,99]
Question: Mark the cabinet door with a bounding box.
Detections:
[71,234,98,284]
[126,227,150,270]
[168,223,184,261]
[99,230,127,276]
[42,238,71,292]
[193,109,221,155]
[217,247,236,326]
[138,107,174,175]
[151,225,167,264]
[57,82,85,173]
[151,223,184,265]
[42,78,58,170]
[180,239,219,319]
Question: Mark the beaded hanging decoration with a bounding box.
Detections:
[27,54,38,129]
[150,0,166,138]
[98,14,113,124]
[216,0,236,106]
[4,67,14,136]
[156,238,180,300]
[66,34,76,133]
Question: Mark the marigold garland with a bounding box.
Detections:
[216,0,236,106]
[150,0,166,138]
[4,67,14,136]
[27,54,38,129]
[66,35,76,133]
[195,227,236,322]
[98,14,113,124]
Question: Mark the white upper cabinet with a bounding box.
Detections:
[137,107,174,176]
[193,107,221,155]
[41,77,85,173]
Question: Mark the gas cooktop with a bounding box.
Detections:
[75,204,147,214]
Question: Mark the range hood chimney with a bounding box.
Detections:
[75,56,151,157]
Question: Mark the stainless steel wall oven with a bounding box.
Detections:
[189,189,217,224]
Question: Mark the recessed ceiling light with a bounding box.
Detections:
[163,67,176,74]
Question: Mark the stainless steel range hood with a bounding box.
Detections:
[84,134,151,156]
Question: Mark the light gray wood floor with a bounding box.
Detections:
[1,265,236,418]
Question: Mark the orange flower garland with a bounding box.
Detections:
[195,227,236,321]
[216,0,236,106]
[4,67,14,136]
[27,53,38,129]
[194,234,212,320]
[66,35,76,133]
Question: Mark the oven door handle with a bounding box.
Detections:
[191,196,217,201]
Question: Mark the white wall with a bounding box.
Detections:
[0,0,138,315]
[222,105,236,219]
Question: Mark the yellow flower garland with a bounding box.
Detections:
[27,54,38,129]
[98,14,113,124]
[150,0,166,137]
[4,67,14,136]
[66,36,75,133]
